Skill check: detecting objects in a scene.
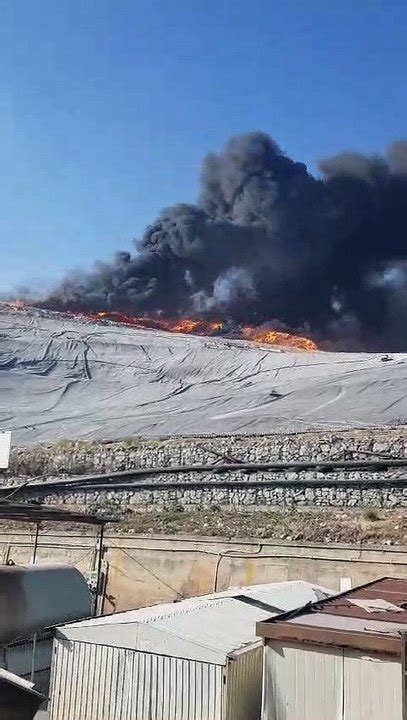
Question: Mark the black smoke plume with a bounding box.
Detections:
[46,132,407,350]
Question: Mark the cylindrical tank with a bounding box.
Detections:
[0,564,91,643]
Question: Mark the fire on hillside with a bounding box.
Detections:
[1,302,317,350]
[1,302,317,351]
[90,311,317,350]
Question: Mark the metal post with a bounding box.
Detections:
[31,522,40,564]
[94,523,105,616]
[30,634,37,683]
[30,522,40,683]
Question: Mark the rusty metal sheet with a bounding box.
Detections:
[257,576,407,656]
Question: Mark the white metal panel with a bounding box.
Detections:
[263,642,343,720]
[59,597,273,664]
[263,642,403,720]
[49,638,224,720]
[50,639,124,720]
[0,431,11,469]
[58,620,226,664]
[61,581,329,632]
[343,649,402,720]
[230,581,330,609]
[226,645,263,720]
[147,598,271,662]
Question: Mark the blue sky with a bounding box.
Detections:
[2,0,407,292]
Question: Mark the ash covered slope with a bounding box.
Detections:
[1,308,406,446]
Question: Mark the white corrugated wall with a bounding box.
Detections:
[49,638,224,720]
[263,641,402,720]
[225,645,263,720]
[263,642,343,720]
[343,648,402,720]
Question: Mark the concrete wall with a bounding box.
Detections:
[1,531,407,612]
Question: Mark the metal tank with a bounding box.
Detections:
[0,564,91,643]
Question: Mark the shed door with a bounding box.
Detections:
[225,647,263,720]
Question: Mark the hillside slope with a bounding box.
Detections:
[1,308,406,445]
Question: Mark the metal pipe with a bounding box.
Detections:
[30,633,37,683]
[213,544,263,592]
[14,474,407,498]
[1,530,407,563]
[31,523,40,565]
[94,524,105,616]
[8,530,407,557]
[7,456,407,496]
[30,522,40,684]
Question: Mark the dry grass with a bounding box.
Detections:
[363,507,380,522]
[108,506,407,545]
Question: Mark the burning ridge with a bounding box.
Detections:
[27,132,407,350]
[1,302,317,351]
[81,312,318,351]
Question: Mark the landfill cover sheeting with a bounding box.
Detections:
[1,308,407,445]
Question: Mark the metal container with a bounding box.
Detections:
[263,642,402,720]
[0,565,91,643]
[50,639,224,720]
[48,581,326,720]
[49,638,265,720]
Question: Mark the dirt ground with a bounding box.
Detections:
[103,505,407,546]
[1,504,406,546]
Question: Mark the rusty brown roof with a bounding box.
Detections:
[256,576,407,656]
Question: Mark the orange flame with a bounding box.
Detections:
[241,326,317,351]
[89,311,317,350]
[171,318,224,334]
[1,303,317,351]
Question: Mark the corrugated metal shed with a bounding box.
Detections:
[50,581,329,720]
[51,639,226,720]
[257,576,407,656]
[258,577,407,720]
[58,581,329,664]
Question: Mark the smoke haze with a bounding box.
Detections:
[46,131,407,350]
